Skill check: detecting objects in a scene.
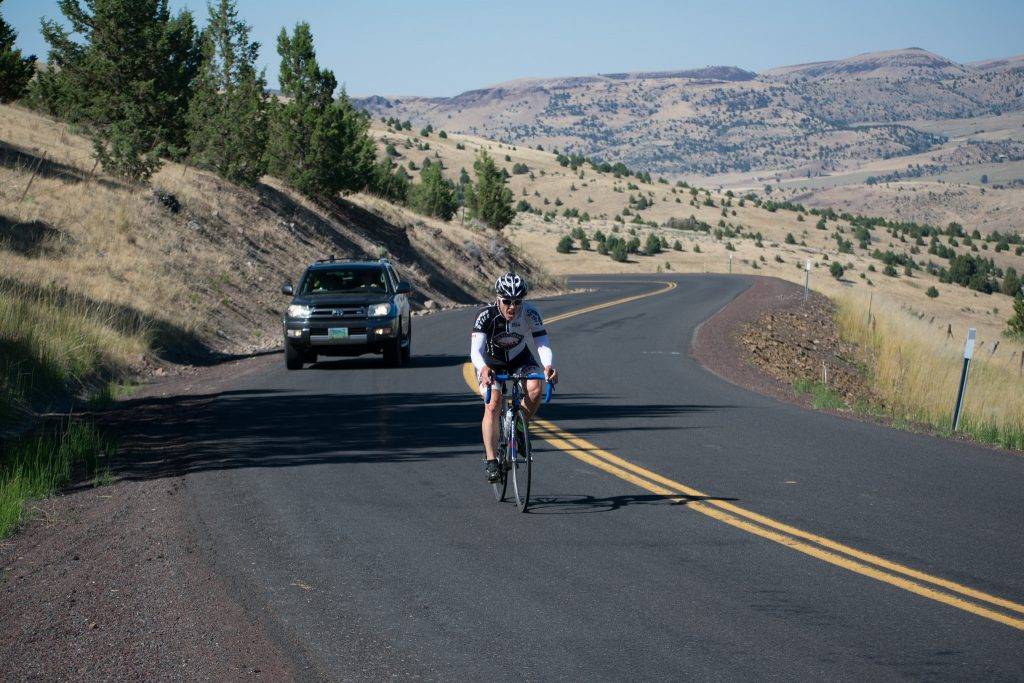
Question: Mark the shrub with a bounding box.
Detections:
[926,286,939,298]
[785,233,796,245]
[883,264,898,277]
[556,235,573,254]
[830,262,844,279]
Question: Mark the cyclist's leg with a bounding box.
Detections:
[481,381,503,460]
[519,363,544,422]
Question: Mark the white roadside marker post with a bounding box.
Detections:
[729,253,733,273]
[952,327,976,431]
[804,258,812,301]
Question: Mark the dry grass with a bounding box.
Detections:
[0,104,561,435]
[372,118,1024,347]
[0,279,149,426]
[836,294,1024,450]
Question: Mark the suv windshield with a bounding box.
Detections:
[300,267,389,295]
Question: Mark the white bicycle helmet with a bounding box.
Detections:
[494,272,528,299]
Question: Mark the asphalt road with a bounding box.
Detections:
[129,274,1024,680]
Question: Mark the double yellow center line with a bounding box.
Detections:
[462,278,1024,631]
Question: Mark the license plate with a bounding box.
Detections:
[328,327,349,339]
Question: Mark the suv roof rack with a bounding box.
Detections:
[315,255,337,263]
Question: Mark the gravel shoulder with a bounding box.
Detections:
[0,353,297,681]
[691,275,873,412]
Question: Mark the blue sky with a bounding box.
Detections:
[6,0,1023,96]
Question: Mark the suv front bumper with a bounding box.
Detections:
[283,315,399,355]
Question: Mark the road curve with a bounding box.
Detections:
[123,274,1024,680]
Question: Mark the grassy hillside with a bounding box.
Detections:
[372,118,1024,448]
[373,119,1024,339]
[0,104,557,433]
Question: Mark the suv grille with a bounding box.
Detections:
[310,306,367,319]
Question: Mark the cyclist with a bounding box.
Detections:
[470,272,558,483]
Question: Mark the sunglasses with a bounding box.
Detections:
[500,297,523,306]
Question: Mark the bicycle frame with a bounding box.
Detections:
[484,372,552,512]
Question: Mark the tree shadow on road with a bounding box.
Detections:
[99,385,741,485]
[523,492,739,515]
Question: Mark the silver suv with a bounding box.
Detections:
[281,257,413,369]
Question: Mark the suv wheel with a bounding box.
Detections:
[383,327,402,367]
[400,323,412,365]
[285,343,304,370]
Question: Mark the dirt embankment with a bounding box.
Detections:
[693,276,875,410]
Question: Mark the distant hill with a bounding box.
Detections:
[354,48,1024,179]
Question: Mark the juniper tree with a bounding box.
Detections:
[0,0,36,102]
[34,0,200,180]
[265,23,375,198]
[1006,292,1024,339]
[368,155,409,204]
[468,149,514,230]
[644,232,662,255]
[187,0,268,185]
[410,162,456,220]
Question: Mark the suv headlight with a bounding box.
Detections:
[286,304,312,319]
[367,303,393,317]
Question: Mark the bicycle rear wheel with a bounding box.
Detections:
[509,414,531,512]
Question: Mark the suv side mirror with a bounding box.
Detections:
[281,283,294,296]
[396,282,412,294]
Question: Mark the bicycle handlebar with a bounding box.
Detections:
[484,372,553,405]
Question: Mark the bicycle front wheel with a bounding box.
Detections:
[510,414,531,512]
[491,409,509,501]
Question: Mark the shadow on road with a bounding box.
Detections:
[101,383,738,486]
[523,492,739,515]
[307,353,467,370]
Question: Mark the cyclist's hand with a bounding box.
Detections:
[479,366,495,386]
[544,365,558,385]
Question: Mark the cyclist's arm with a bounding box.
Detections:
[470,332,488,373]
[526,304,553,368]
[534,333,553,368]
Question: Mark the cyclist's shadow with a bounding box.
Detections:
[524,492,737,515]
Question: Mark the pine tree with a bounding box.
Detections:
[187,0,267,185]
[1007,293,1024,339]
[410,162,455,220]
[265,23,375,198]
[0,0,36,102]
[1001,266,1020,297]
[469,149,514,230]
[33,0,200,180]
[368,155,409,204]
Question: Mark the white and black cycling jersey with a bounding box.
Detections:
[470,302,552,371]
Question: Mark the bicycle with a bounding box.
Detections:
[484,372,553,512]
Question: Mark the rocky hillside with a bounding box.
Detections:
[354,48,1024,179]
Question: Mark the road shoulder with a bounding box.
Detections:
[0,353,296,681]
